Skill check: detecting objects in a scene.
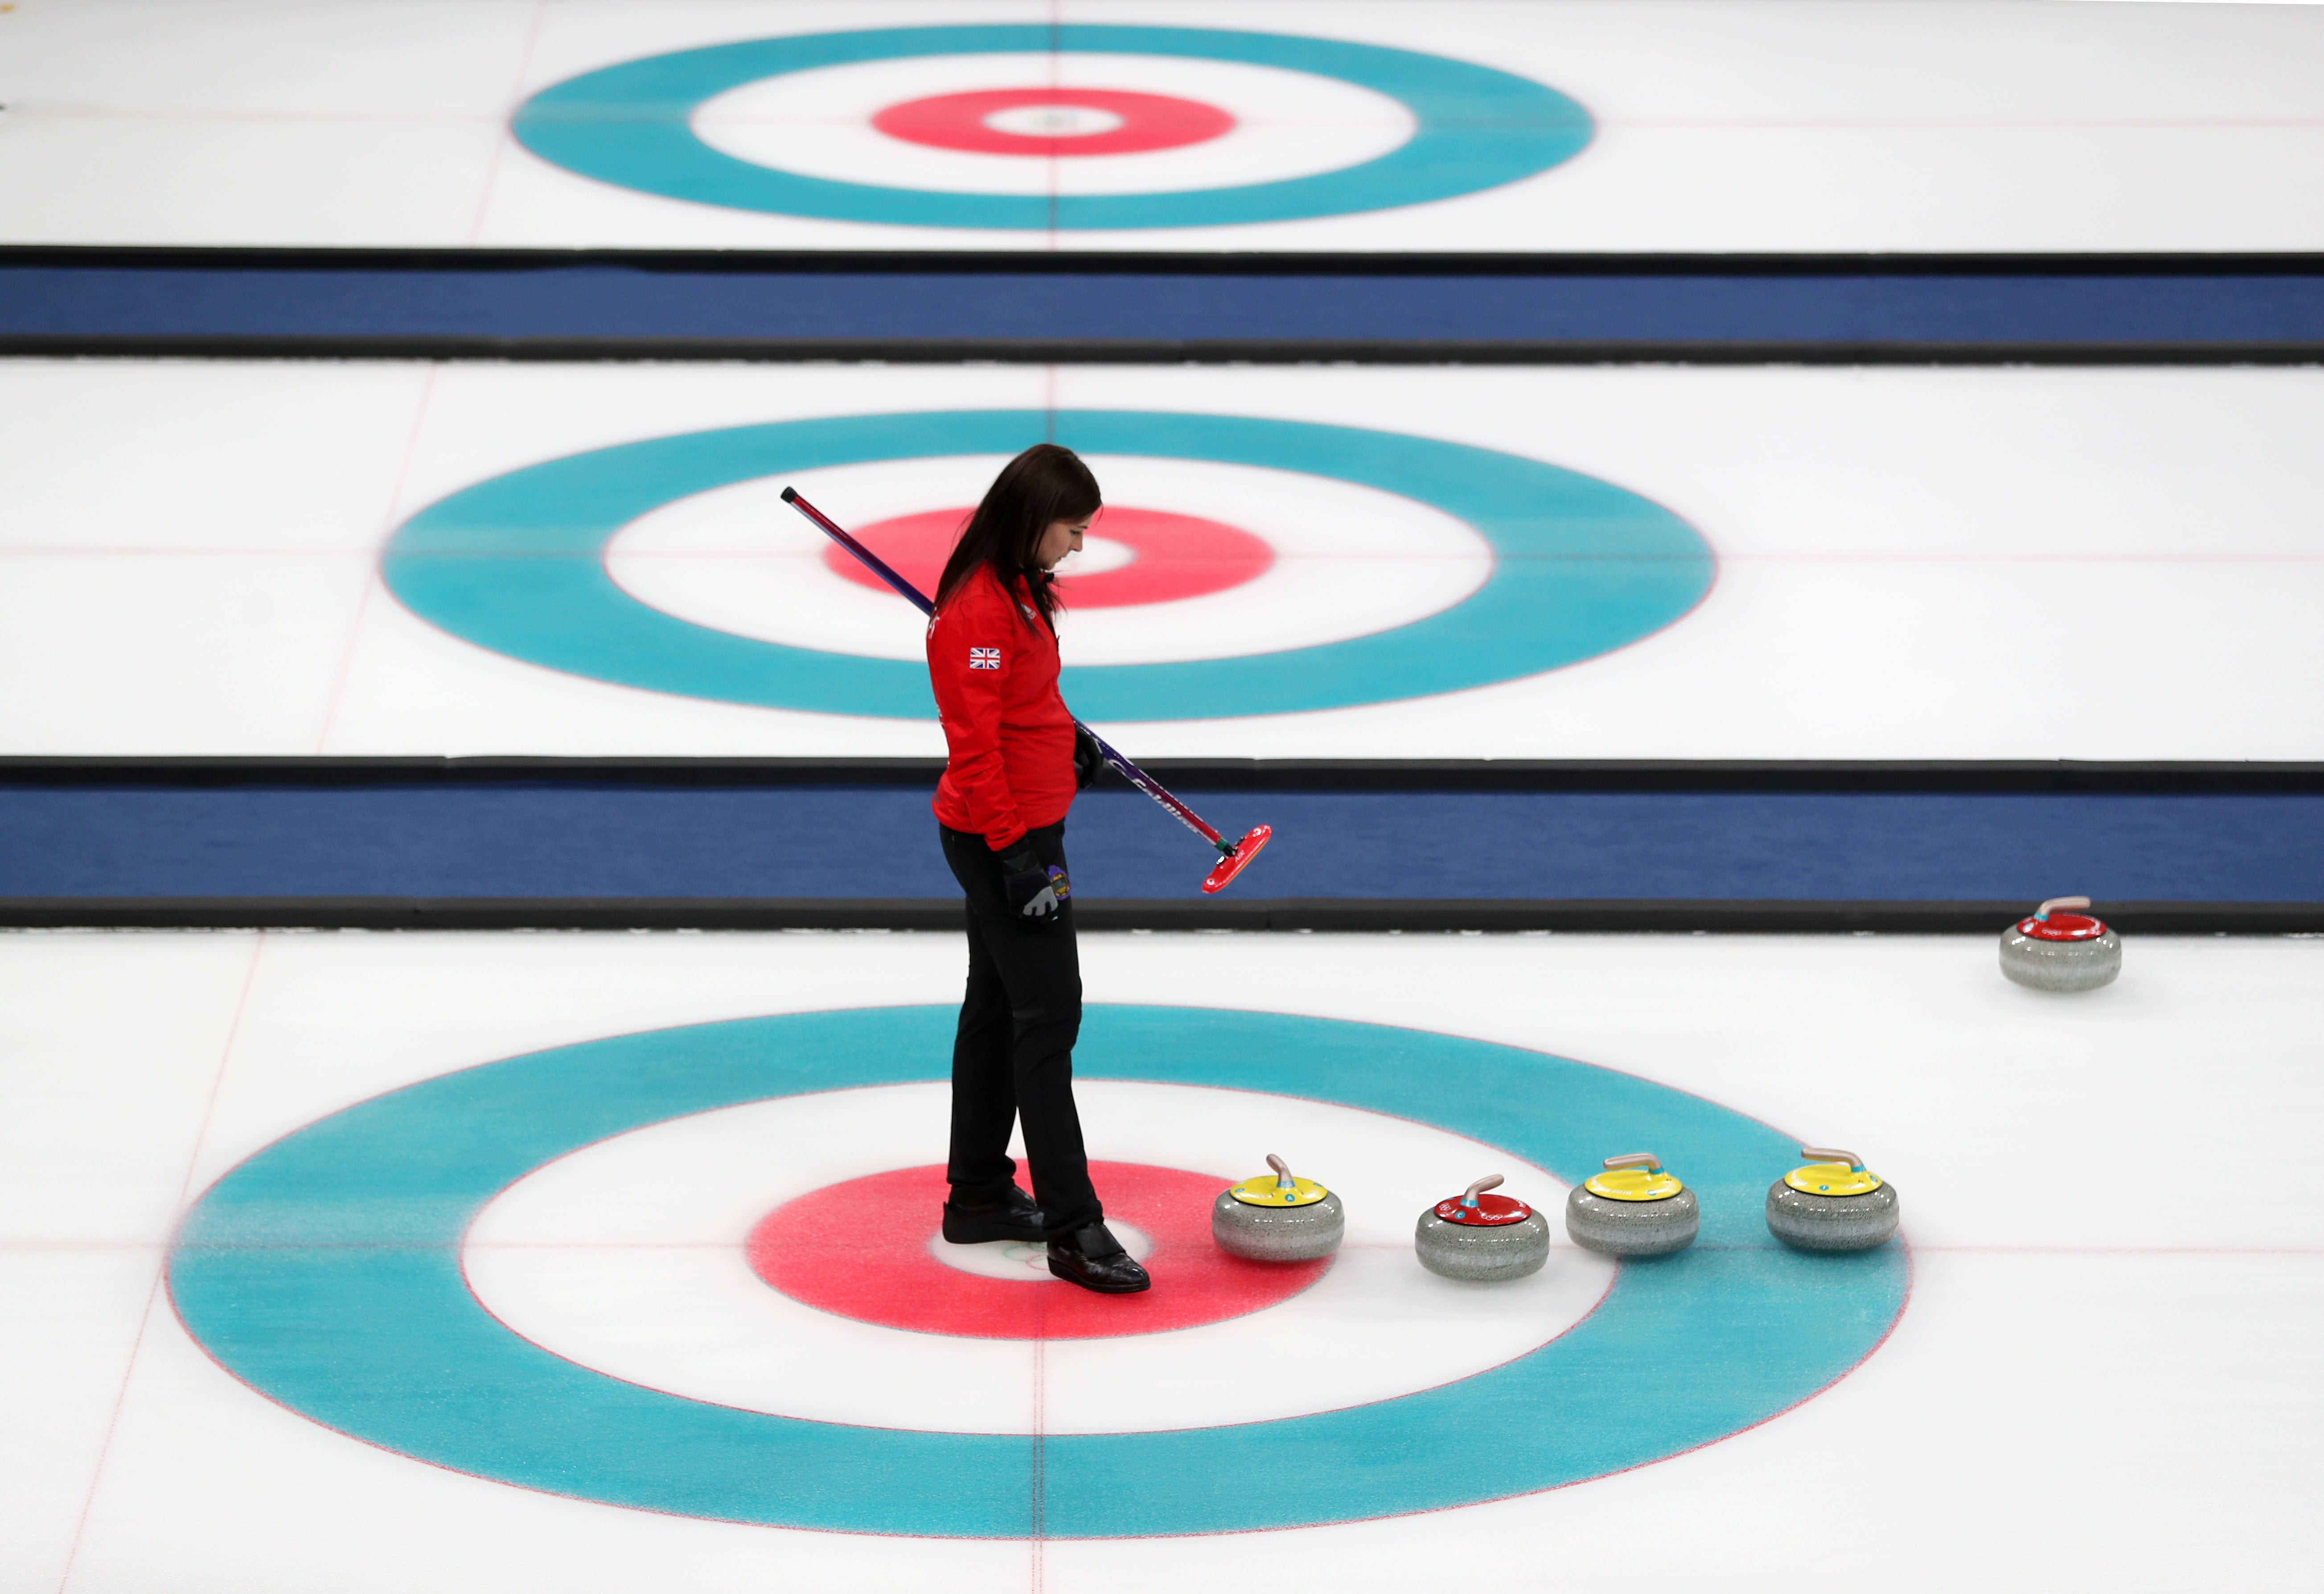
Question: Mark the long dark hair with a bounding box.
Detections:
[935,443,1101,622]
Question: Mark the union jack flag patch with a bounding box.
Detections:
[969,647,1001,670]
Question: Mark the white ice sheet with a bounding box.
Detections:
[4,927,2319,1591]
[3,358,2321,760]
[4,0,2323,250]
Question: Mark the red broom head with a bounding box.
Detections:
[1199,825,1273,895]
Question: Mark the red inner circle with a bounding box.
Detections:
[747,1162,1328,1340]
[2020,912,2106,941]
[823,505,1273,608]
[872,88,1234,157]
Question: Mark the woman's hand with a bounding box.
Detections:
[999,842,1068,924]
[1073,725,1106,791]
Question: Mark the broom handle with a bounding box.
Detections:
[782,488,1236,854]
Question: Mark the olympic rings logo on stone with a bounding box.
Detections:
[168,1005,1909,1537]
[380,409,1715,723]
[511,25,1594,229]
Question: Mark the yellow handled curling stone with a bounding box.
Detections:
[1563,1152,1700,1257]
[1212,1154,1344,1262]
[1765,1146,1900,1251]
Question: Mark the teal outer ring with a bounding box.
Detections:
[511,25,1592,229]
[168,1005,1908,1538]
[380,409,1714,722]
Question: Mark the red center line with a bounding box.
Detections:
[1717,551,2324,564]
[8,548,2324,563]
[464,0,551,247]
[1907,1243,2324,1257]
[623,549,2324,564]
[1610,115,2324,131]
[722,114,1396,130]
[453,1239,2324,1257]
[20,1238,2317,1257]
[1028,1220,1051,1592]
[1044,3,1062,254]
[53,932,267,1594]
[310,364,442,755]
[21,107,2324,131]
[0,549,386,558]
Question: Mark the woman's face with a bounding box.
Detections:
[1035,513,1091,572]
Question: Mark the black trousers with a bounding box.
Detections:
[939,821,1102,1239]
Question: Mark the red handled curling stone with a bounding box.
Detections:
[1212,1153,1343,1262]
[2000,896,2121,992]
[1563,1153,1700,1257]
[1414,1174,1552,1282]
[1765,1146,1899,1252]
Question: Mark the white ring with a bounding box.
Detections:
[691,53,1412,197]
[464,1081,1611,1436]
[606,454,1494,666]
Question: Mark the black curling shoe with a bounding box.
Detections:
[942,1185,1045,1245]
[1047,1222,1151,1294]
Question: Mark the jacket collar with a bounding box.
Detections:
[1005,569,1058,637]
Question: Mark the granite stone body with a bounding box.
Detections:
[1765,1180,1900,1251]
[2000,925,2122,991]
[1563,1185,1700,1257]
[1212,1188,1344,1261]
[1414,1209,1552,1281]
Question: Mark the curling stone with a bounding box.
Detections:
[1415,1174,1552,1281]
[1564,1153,1700,1257]
[1212,1154,1343,1262]
[2000,896,2121,992]
[1765,1146,1899,1252]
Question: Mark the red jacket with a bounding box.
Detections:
[929,565,1076,850]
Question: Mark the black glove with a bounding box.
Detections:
[999,842,1068,924]
[1072,724,1105,791]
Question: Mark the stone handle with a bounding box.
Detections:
[1459,1173,1504,1208]
[2035,896,2090,920]
[1602,1152,1661,1172]
[1799,1146,1864,1170]
[1265,1153,1293,1191]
